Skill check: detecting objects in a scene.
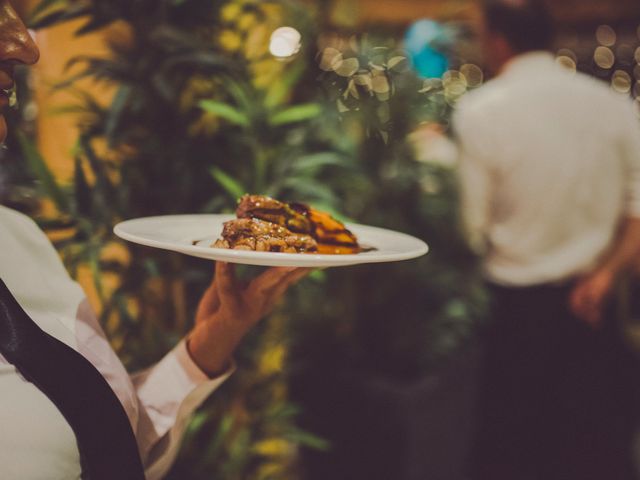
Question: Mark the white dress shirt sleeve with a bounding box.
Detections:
[620,100,640,219]
[74,295,234,479]
[132,341,234,480]
[0,206,236,479]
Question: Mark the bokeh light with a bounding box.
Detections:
[556,55,576,72]
[460,64,483,88]
[334,57,359,77]
[443,70,467,104]
[443,70,466,90]
[418,78,442,94]
[269,26,302,58]
[557,48,577,63]
[319,47,342,71]
[635,46,640,64]
[372,73,391,101]
[594,46,615,69]
[611,70,632,93]
[596,25,616,47]
[353,72,373,91]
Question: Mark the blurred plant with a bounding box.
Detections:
[317,32,471,143]
[23,0,340,478]
[197,75,355,210]
[288,35,488,472]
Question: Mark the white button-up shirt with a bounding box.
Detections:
[0,205,232,479]
[453,52,640,286]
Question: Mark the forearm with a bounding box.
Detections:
[187,263,308,378]
[186,320,247,377]
[597,217,640,279]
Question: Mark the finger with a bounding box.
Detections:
[195,274,220,323]
[571,286,602,328]
[250,267,298,294]
[589,296,606,328]
[579,297,595,322]
[568,285,586,317]
[283,267,313,285]
[270,268,312,297]
[249,267,311,298]
[584,306,603,329]
[260,268,312,313]
[216,262,241,308]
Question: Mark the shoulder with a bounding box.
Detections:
[566,70,628,108]
[0,205,48,239]
[452,80,510,159]
[455,80,504,117]
[453,78,511,134]
[0,205,62,259]
[569,72,638,128]
[0,205,39,229]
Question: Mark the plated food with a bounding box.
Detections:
[114,213,428,267]
[213,195,362,254]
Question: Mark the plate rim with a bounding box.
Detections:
[113,214,429,266]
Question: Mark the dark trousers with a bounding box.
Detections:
[471,282,640,480]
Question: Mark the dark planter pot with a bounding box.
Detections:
[291,344,482,480]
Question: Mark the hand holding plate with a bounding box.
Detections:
[187,262,309,376]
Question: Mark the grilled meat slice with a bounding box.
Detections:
[213,218,318,253]
[236,195,312,234]
[232,194,361,254]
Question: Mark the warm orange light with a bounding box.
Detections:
[460,64,483,87]
[611,70,632,93]
[596,25,616,47]
[269,26,302,58]
[557,48,577,63]
[594,46,615,69]
[556,56,576,73]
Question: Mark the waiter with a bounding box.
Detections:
[454,0,640,479]
[0,1,307,478]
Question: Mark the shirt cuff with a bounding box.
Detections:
[135,341,235,479]
[134,339,235,437]
[173,339,235,385]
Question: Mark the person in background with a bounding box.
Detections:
[453,0,640,478]
[0,1,307,478]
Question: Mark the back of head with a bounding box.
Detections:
[483,0,555,53]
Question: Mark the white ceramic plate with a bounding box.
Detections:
[114,214,429,268]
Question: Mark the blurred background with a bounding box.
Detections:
[2,0,640,479]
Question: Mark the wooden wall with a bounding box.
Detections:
[16,0,113,182]
[345,0,640,27]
